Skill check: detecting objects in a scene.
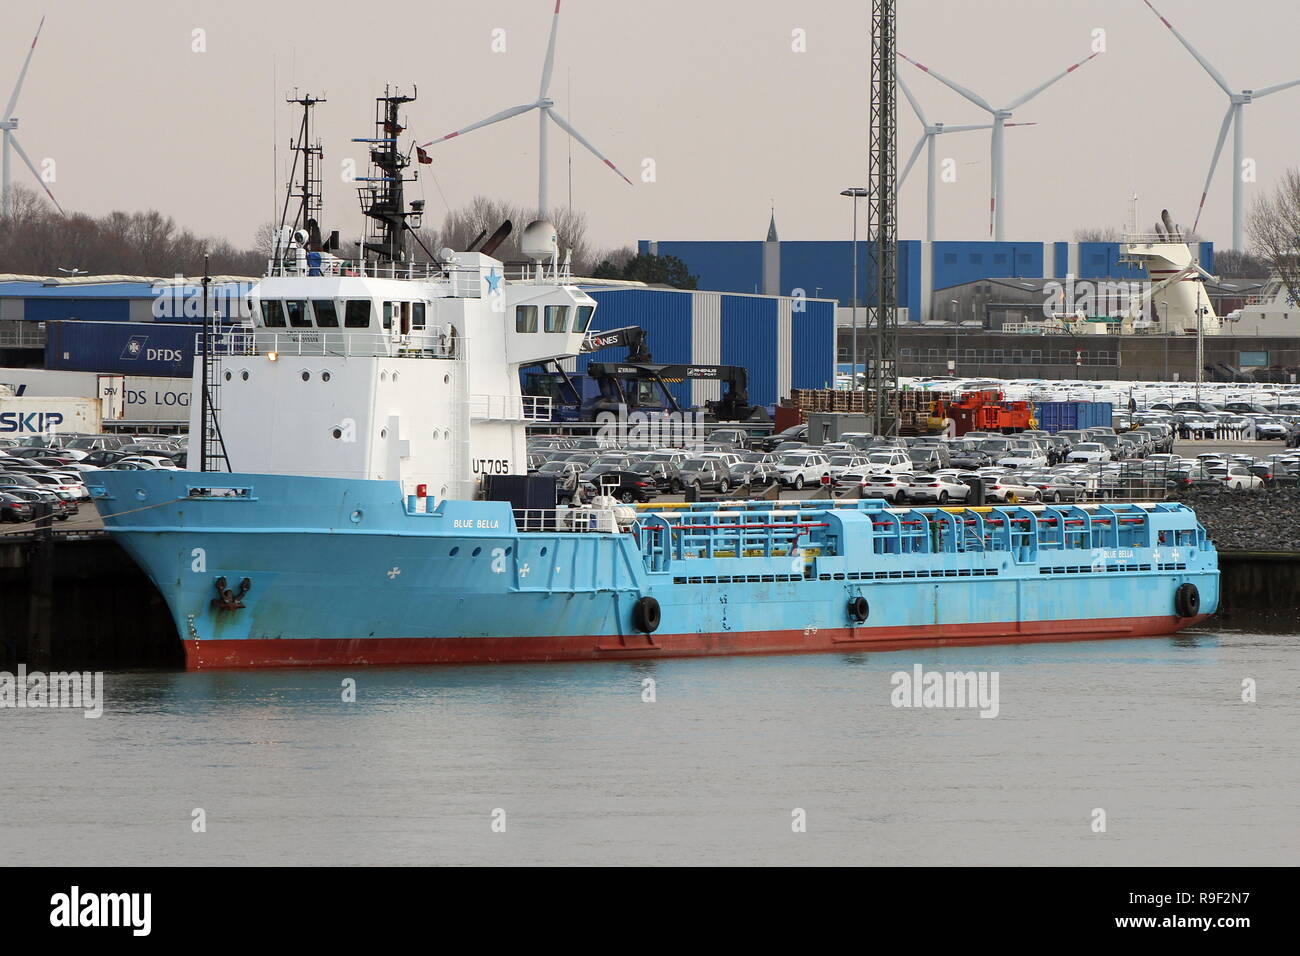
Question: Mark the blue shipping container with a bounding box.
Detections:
[1034,401,1114,434]
[44,320,229,376]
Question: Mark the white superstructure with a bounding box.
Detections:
[190,244,594,502]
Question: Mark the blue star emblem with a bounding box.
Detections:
[485,268,502,293]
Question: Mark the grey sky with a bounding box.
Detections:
[7,0,1299,251]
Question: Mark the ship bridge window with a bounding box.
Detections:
[383,301,394,330]
[285,300,312,328]
[345,300,372,329]
[312,300,340,328]
[263,301,287,328]
[516,305,539,332]
[544,305,569,333]
[413,302,426,330]
[574,305,594,332]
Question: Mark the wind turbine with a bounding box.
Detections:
[1142,0,1300,251]
[2,16,63,217]
[421,0,632,219]
[898,48,1099,240]
[898,74,1036,241]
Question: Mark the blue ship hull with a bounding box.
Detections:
[88,470,1220,668]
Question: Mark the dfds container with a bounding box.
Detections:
[1034,401,1114,434]
[44,320,216,377]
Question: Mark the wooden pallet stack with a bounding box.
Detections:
[789,388,953,432]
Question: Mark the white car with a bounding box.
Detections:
[116,455,180,470]
[859,472,914,503]
[861,450,912,475]
[826,453,870,478]
[983,476,1042,503]
[906,474,972,504]
[1219,465,1263,490]
[775,452,831,490]
[997,448,1048,469]
[1066,442,1112,464]
[697,451,743,468]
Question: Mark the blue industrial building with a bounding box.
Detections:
[578,287,836,407]
[638,238,1216,323]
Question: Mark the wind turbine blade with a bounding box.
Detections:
[420,102,539,146]
[1004,51,1100,111]
[1142,0,1234,97]
[4,16,46,120]
[896,52,994,114]
[1192,105,1234,233]
[1253,77,1300,98]
[546,108,633,186]
[539,0,562,98]
[935,123,997,133]
[10,134,64,215]
[898,134,927,186]
[897,74,928,127]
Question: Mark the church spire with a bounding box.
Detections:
[766,203,779,242]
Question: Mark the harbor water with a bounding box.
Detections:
[1,624,1294,866]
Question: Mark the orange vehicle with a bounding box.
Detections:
[930,390,1034,436]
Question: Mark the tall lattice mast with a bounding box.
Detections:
[868,0,898,435]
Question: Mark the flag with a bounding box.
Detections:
[416,146,432,165]
[383,120,404,136]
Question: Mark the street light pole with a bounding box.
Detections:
[841,187,870,392]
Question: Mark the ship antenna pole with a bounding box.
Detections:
[200,254,210,472]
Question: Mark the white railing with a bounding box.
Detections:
[264,258,484,297]
[200,328,461,359]
[469,394,553,422]
[514,507,619,533]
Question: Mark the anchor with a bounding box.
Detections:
[212,575,252,610]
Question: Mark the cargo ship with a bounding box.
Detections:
[88,91,1219,669]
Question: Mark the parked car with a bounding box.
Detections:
[728,461,780,488]
[774,451,832,490]
[629,460,684,494]
[580,470,660,503]
[906,473,972,504]
[678,457,734,494]
[0,491,34,523]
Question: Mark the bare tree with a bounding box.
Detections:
[1073,226,1123,242]
[1211,248,1269,278]
[434,195,596,270]
[1247,169,1300,304]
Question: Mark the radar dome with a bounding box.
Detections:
[520,220,559,262]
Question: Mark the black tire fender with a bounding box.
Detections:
[1174,583,1200,618]
[633,595,661,633]
[848,595,870,624]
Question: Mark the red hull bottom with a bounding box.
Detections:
[183,614,1209,670]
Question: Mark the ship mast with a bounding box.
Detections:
[355,87,421,262]
[276,92,327,256]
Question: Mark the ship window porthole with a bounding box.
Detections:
[331,427,343,439]
[449,547,459,557]
[432,431,439,440]
[505,547,512,555]
[350,509,363,523]
[440,486,448,496]
[380,428,388,439]
[443,374,450,385]
[301,371,311,382]
[321,371,331,383]
[241,370,250,381]
[472,547,482,557]
[223,370,232,382]
[540,547,548,556]
[392,372,400,382]
[380,371,388,382]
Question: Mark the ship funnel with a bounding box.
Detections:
[479,219,514,258]
[1161,209,1178,238]
[520,219,558,263]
